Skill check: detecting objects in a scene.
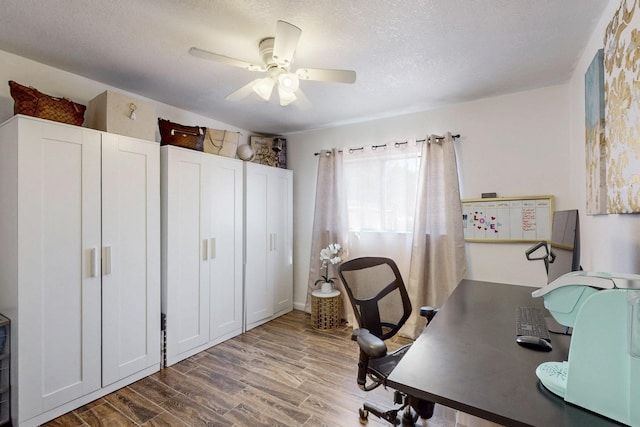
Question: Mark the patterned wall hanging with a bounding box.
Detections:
[249,135,287,168]
[604,0,640,213]
[585,49,607,215]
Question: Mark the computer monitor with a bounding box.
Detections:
[546,209,581,283]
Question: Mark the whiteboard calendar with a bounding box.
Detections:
[462,196,554,242]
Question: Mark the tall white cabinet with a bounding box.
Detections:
[244,162,293,331]
[161,146,244,366]
[0,116,160,427]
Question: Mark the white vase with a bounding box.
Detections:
[321,281,334,294]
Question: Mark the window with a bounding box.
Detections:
[343,145,420,233]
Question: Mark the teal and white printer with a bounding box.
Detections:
[532,271,640,426]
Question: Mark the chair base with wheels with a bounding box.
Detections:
[359,390,435,426]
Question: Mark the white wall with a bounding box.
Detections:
[0,49,249,140]
[289,1,640,312]
[568,1,640,274]
[288,84,572,310]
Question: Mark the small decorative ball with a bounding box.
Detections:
[237,144,254,161]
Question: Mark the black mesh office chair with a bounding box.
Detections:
[338,257,437,426]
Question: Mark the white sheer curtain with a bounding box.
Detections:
[343,141,421,284]
[305,149,354,324]
[401,132,467,339]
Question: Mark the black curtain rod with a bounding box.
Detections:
[314,133,460,156]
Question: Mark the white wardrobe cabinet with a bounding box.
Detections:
[161,146,244,366]
[244,162,293,331]
[0,116,160,427]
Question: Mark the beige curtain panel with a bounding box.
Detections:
[305,149,354,325]
[401,132,467,339]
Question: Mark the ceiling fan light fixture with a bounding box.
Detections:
[252,77,275,101]
[278,86,297,106]
[278,72,299,93]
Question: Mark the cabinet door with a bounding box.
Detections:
[18,120,102,419]
[102,134,160,385]
[269,168,293,315]
[162,147,210,361]
[244,164,273,325]
[208,156,243,339]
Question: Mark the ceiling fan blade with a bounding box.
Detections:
[272,20,301,68]
[296,68,356,84]
[189,47,265,72]
[225,80,260,101]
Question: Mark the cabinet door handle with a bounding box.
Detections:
[269,233,276,251]
[90,247,98,277]
[210,238,216,259]
[103,246,112,275]
[273,233,276,251]
[203,239,209,261]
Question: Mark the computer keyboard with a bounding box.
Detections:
[516,306,551,341]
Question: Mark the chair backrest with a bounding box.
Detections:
[338,257,412,340]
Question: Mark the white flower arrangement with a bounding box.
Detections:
[317,243,343,283]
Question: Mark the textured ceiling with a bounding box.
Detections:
[0,0,608,135]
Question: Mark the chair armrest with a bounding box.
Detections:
[352,328,387,358]
[420,306,439,323]
[351,328,368,341]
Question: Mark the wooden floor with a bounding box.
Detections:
[42,310,455,427]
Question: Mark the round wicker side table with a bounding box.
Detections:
[311,289,341,330]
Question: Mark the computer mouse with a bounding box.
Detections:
[516,335,552,352]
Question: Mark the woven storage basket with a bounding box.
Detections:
[9,80,86,126]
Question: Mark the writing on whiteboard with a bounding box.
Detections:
[462,197,552,242]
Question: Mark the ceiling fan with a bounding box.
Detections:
[189,20,356,106]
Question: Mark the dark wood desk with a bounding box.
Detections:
[387,279,622,426]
